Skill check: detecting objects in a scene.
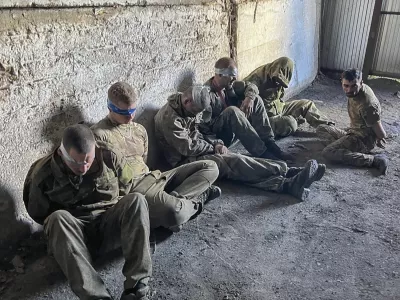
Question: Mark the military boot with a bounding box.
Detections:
[198,185,222,205]
[372,154,389,175]
[120,283,150,300]
[282,159,324,201]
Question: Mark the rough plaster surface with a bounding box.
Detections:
[0,0,322,251]
[0,0,217,8]
[236,0,321,99]
[0,4,229,247]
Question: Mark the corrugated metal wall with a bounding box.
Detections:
[371,0,400,77]
[321,0,375,71]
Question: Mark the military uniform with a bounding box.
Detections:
[154,93,291,193]
[91,118,219,229]
[244,57,332,137]
[23,147,152,300]
[201,77,276,157]
[316,84,381,167]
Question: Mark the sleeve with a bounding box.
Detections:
[164,117,216,157]
[141,126,149,164]
[26,181,51,225]
[231,80,259,101]
[362,105,380,127]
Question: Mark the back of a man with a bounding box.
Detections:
[91,82,221,232]
[24,124,152,300]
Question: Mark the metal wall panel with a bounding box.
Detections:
[371,0,400,77]
[321,0,375,71]
[382,0,400,12]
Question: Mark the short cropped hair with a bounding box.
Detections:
[62,124,95,154]
[215,57,237,69]
[183,85,211,110]
[108,82,137,106]
[341,69,362,82]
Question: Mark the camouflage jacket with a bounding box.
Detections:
[154,93,218,167]
[91,117,162,190]
[200,77,259,133]
[347,84,382,145]
[23,147,134,225]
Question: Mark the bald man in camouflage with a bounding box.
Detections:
[244,57,334,137]
[316,68,389,175]
[154,85,326,202]
[91,82,221,232]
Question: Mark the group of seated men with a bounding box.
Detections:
[23,56,389,300]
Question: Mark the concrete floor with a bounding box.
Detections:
[1,75,400,300]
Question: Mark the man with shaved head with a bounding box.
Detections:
[92,82,221,233]
[201,57,293,161]
[243,57,334,137]
[155,85,326,202]
[24,124,152,300]
[316,69,389,175]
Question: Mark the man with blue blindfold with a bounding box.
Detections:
[92,82,221,234]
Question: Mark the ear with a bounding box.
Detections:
[183,98,191,105]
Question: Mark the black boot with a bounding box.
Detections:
[282,160,324,201]
[372,154,389,175]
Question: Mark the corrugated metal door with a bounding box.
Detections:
[371,0,400,78]
[320,0,375,72]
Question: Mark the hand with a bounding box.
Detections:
[377,138,386,149]
[214,144,229,154]
[240,97,254,118]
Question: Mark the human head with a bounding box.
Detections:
[107,82,138,124]
[213,57,238,89]
[341,68,363,97]
[181,85,211,115]
[58,124,96,176]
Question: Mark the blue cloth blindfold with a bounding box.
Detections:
[107,100,136,116]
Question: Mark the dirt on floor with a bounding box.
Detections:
[1,75,400,300]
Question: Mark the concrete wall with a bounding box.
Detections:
[236,0,321,98]
[0,2,230,249]
[0,0,321,249]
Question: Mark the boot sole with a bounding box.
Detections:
[305,164,326,188]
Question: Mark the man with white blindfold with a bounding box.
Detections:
[155,85,326,202]
[200,57,293,161]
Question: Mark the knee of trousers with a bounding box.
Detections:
[155,198,196,228]
[119,192,149,212]
[274,116,297,136]
[285,116,298,132]
[200,160,219,182]
[224,106,247,122]
[44,210,77,237]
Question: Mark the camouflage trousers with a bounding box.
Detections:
[316,124,375,167]
[44,193,152,300]
[186,152,288,192]
[270,99,332,137]
[131,160,219,229]
[211,96,274,157]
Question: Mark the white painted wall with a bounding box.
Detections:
[236,0,321,98]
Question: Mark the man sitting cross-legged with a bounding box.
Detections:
[154,85,327,202]
[316,68,389,175]
[91,82,221,232]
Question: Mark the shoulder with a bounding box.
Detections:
[23,154,53,204]
[132,122,147,136]
[91,118,114,142]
